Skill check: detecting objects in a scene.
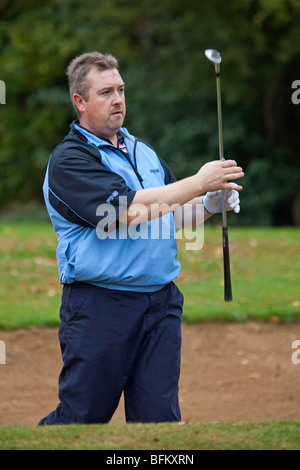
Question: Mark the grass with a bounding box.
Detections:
[0,421,299,450]
[177,225,300,323]
[0,222,299,450]
[0,223,61,329]
[0,222,299,329]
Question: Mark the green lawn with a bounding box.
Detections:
[0,421,299,450]
[0,223,299,329]
[177,226,300,323]
[0,223,61,329]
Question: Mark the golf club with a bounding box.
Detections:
[205,49,233,301]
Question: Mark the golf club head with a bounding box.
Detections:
[205,49,222,65]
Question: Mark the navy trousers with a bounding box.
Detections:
[38,281,183,425]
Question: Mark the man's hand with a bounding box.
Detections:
[196,159,244,193]
[120,159,244,225]
[202,183,240,215]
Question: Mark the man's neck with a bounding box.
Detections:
[78,120,119,147]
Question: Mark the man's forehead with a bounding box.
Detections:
[88,67,124,87]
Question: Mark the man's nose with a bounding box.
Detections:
[111,91,123,105]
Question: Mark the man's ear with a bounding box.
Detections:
[73,93,86,114]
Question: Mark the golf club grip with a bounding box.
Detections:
[222,226,233,301]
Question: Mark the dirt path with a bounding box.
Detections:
[0,321,300,426]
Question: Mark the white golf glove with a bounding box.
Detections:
[203,183,240,214]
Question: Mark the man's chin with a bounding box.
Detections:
[108,117,124,131]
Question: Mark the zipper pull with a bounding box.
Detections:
[136,172,144,186]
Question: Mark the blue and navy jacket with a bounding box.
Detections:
[43,121,181,292]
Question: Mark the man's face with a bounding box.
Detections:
[74,67,126,143]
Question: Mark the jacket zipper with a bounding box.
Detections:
[73,125,144,188]
[102,141,144,189]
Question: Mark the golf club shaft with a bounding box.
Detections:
[214,63,233,301]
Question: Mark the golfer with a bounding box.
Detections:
[39,52,244,425]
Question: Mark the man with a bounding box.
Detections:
[39,52,243,425]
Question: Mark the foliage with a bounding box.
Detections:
[0,0,300,225]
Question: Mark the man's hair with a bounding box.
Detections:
[66,51,119,117]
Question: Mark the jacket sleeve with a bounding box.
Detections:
[157,155,177,185]
[47,144,136,228]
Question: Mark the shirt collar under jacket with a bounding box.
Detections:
[72,120,125,150]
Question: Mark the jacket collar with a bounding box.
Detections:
[71,120,128,148]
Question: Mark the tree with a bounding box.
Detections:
[0,0,299,224]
